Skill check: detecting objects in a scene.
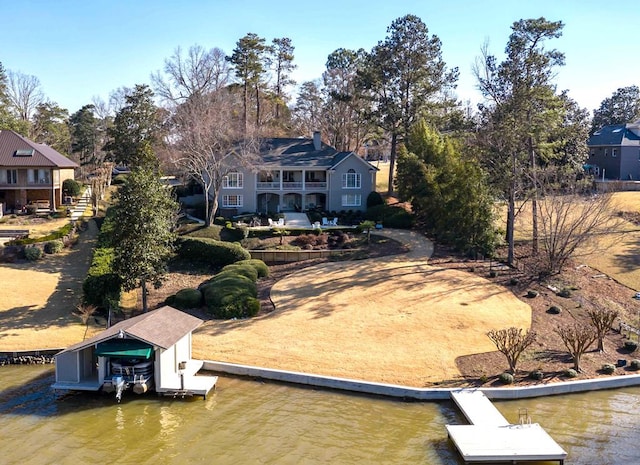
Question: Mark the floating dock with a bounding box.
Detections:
[446,390,567,464]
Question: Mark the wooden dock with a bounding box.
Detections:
[447,390,567,464]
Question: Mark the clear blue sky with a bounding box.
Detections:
[4,0,638,116]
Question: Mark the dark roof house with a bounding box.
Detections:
[587,121,640,180]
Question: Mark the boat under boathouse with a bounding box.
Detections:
[52,306,217,400]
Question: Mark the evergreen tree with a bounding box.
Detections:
[270,37,296,122]
[591,85,640,133]
[111,150,178,312]
[31,102,71,154]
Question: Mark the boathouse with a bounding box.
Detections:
[52,306,217,400]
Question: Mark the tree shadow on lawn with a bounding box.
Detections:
[0,221,99,345]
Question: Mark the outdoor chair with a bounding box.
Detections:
[322,217,329,227]
[268,218,275,227]
[277,218,285,226]
[330,217,338,226]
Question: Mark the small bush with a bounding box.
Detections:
[366,191,384,208]
[509,277,519,286]
[24,246,42,261]
[623,341,638,352]
[526,290,539,298]
[557,288,572,298]
[489,270,497,278]
[111,174,127,185]
[601,363,616,375]
[564,368,578,378]
[630,359,640,371]
[221,263,259,282]
[201,272,258,319]
[529,370,544,380]
[62,179,82,197]
[169,288,203,309]
[44,240,64,254]
[547,305,562,315]
[499,372,514,385]
[186,225,222,240]
[479,374,488,384]
[221,224,249,242]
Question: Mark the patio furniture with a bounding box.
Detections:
[330,217,338,226]
[322,217,329,227]
[268,218,275,227]
[277,218,285,226]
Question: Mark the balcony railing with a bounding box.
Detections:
[256,181,327,191]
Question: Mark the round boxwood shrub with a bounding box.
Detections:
[201,273,258,319]
[557,288,572,298]
[564,368,578,378]
[547,305,562,315]
[601,363,616,375]
[24,245,42,261]
[499,372,514,385]
[168,288,203,309]
[221,263,259,282]
[366,191,384,208]
[44,240,64,254]
[623,341,638,352]
[630,359,640,371]
[526,290,539,298]
[529,370,544,381]
[62,178,82,197]
[509,277,519,286]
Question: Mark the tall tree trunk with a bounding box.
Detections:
[388,132,397,195]
[255,85,260,128]
[529,136,539,255]
[243,82,248,135]
[203,185,211,227]
[141,279,148,313]
[506,152,517,267]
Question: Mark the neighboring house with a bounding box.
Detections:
[587,121,640,180]
[0,130,79,213]
[219,132,378,215]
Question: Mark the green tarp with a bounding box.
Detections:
[95,339,153,359]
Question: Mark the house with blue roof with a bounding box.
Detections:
[587,121,640,180]
[218,132,378,214]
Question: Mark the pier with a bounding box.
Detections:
[446,390,567,464]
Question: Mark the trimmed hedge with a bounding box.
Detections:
[221,263,259,282]
[176,237,251,269]
[201,273,258,319]
[9,223,74,246]
[186,225,222,241]
[364,204,414,229]
[83,247,121,308]
[236,259,269,278]
[166,288,203,309]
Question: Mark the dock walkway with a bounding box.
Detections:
[446,390,567,464]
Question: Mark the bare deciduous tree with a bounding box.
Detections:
[172,91,260,226]
[6,70,44,121]
[75,303,98,340]
[487,327,537,374]
[555,323,597,372]
[586,307,619,352]
[152,45,231,105]
[537,186,625,275]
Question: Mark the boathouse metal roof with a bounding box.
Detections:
[59,306,203,354]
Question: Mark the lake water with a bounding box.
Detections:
[1,365,639,464]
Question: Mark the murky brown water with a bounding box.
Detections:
[1,365,639,464]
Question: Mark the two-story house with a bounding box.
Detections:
[218,132,378,215]
[0,130,79,213]
[587,121,640,180]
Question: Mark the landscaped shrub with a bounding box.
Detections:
[9,223,74,246]
[529,370,544,380]
[366,191,384,208]
[364,204,413,229]
[509,277,519,286]
[201,273,258,319]
[623,341,638,352]
[601,363,616,374]
[547,305,562,315]
[44,240,64,254]
[630,359,640,371]
[24,246,42,261]
[176,237,251,269]
[83,247,121,308]
[111,174,127,185]
[186,225,222,241]
[167,288,203,309]
[564,368,578,378]
[221,263,259,282]
[236,259,269,278]
[526,290,539,298]
[499,372,514,384]
[220,224,249,242]
[291,233,327,249]
[62,179,82,197]
[557,288,572,298]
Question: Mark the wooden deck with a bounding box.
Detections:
[447,390,567,464]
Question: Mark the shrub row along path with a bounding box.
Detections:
[0,220,100,351]
[193,229,532,387]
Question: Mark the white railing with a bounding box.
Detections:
[256,182,280,190]
[282,182,303,190]
[305,181,327,189]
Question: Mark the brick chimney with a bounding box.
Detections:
[313,131,321,151]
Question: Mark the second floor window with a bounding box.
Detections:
[0,169,17,184]
[612,149,618,158]
[223,172,243,188]
[28,169,50,184]
[342,169,361,189]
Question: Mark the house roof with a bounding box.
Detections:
[58,306,203,354]
[258,137,378,171]
[0,130,79,168]
[588,124,640,146]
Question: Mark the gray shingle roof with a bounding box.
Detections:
[588,124,640,146]
[0,130,79,168]
[59,306,203,354]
